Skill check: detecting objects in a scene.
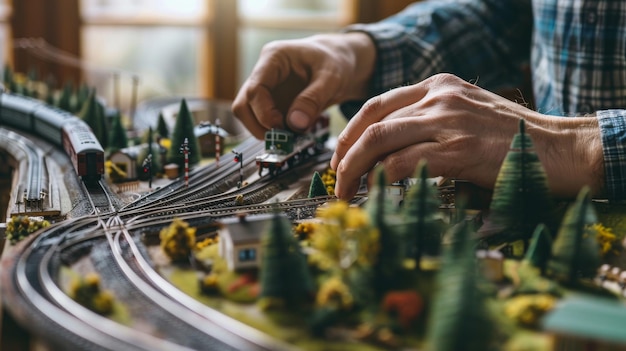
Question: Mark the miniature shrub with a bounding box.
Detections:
[5,215,50,244]
[69,273,114,315]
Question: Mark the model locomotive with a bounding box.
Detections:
[255,115,329,176]
[0,91,105,182]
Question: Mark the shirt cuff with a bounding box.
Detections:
[597,109,626,201]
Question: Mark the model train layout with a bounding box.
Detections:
[2,76,626,351]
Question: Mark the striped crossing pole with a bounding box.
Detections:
[215,118,220,166]
[179,138,190,188]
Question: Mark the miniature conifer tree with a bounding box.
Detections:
[488,119,556,247]
[367,166,402,298]
[547,186,601,285]
[45,75,56,106]
[159,218,196,262]
[2,64,13,87]
[76,83,91,112]
[156,112,169,138]
[308,171,329,198]
[523,223,553,275]
[260,210,314,306]
[108,111,128,154]
[57,82,74,112]
[79,89,108,149]
[403,160,442,269]
[426,211,497,351]
[166,99,201,169]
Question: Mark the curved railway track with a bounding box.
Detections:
[2,138,340,350]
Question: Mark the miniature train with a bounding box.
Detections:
[0,91,105,182]
[255,116,330,176]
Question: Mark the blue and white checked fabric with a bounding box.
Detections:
[345,0,626,201]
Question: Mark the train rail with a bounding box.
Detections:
[84,181,115,215]
[0,129,48,211]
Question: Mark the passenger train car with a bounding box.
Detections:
[255,115,329,176]
[0,91,105,182]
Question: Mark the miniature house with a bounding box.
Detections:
[109,148,139,180]
[194,124,228,158]
[218,213,273,271]
[543,296,626,351]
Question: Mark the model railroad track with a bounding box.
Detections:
[106,219,296,351]
[3,218,194,351]
[85,181,115,215]
[125,138,265,212]
[121,151,334,224]
[121,138,264,211]
[0,129,47,208]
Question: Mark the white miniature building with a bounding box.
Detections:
[218,213,274,271]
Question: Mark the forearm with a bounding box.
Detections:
[344,0,533,96]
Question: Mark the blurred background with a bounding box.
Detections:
[0,0,414,115]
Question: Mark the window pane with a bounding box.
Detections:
[81,0,208,22]
[238,0,340,20]
[82,25,206,110]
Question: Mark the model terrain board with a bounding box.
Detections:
[1,71,626,351]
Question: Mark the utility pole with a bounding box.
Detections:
[180,138,190,187]
[143,154,153,190]
[232,150,243,188]
[215,118,221,167]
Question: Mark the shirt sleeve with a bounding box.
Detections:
[597,110,626,201]
[343,0,533,97]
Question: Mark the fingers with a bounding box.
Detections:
[286,69,342,133]
[334,117,434,199]
[330,84,428,170]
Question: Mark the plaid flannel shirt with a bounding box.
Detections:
[345,0,626,201]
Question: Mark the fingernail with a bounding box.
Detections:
[288,110,310,130]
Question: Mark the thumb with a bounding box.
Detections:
[286,79,333,133]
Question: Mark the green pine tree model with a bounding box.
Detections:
[259,211,314,306]
[156,112,169,139]
[487,119,556,247]
[403,160,442,269]
[166,99,201,169]
[108,110,128,154]
[523,223,553,275]
[426,211,498,351]
[57,82,74,112]
[367,166,402,298]
[308,171,328,198]
[547,186,601,285]
[2,64,13,87]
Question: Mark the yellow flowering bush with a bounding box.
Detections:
[69,273,114,315]
[593,224,620,257]
[316,276,354,310]
[6,215,50,244]
[504,294,557,328]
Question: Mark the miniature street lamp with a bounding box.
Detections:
[232,150,243,188]
[142,153,153,189]
[179,138,190,187]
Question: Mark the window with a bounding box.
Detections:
[0,0,10,70]
[80,0,211,112]
[238,248,257,262]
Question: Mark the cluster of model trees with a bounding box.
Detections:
[3,65,204,180]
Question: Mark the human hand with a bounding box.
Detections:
[330,73,603,200]
[232,32,375,139]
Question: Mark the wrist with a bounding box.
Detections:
[531,115,604,198]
